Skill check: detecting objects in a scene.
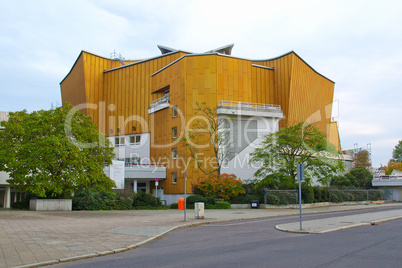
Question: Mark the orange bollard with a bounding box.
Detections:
[178,197,185,210]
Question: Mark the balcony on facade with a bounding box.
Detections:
[216,101,283,118]
[372,175,402,187]
[104,163,166,180]
[148,93,169,114]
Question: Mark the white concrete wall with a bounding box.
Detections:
[220,116,281,181]
[0,171,10,185]
[29,199,72,211]
[109,133,151,164]
[163,194,184,205]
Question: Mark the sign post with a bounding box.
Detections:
[297,163,305,230]
[184,170,187,222]
[155,177,159,198]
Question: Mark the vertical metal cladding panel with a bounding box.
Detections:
[82,52,122,126]
[217,56,255,104]
[183,55,218,195]
[150,58,186,194]
[61,51,122,124]
[287,54,335,140]
[102,53,183,137]
[254,53,294,129]
[329,122,341,151]
[60,53,87,113]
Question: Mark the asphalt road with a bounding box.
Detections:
[53,207,402,268]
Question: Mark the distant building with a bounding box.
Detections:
[60,44,341,204]
[372,170,402,201]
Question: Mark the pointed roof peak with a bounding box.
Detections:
[157,45,179,55]
[157,44,235,55]
[206,44,234,55]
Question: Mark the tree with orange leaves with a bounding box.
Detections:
[382,161,402,175]
[195,173,245,200]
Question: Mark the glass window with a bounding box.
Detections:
[172,172,177,184]
[125,157,140,166]
[129,135,141,145]
[115,137,125,147]
[172,106,177,118]
[172,148,177,159]
[172,127,177,139]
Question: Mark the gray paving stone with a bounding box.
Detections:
[0,203,401,268]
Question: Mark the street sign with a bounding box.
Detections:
[297,163,305,230]
[155,177,159,198]
[297,163,305,182]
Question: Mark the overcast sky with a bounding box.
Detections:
[1,0,401,167]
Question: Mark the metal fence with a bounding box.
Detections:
[263,189,388,205]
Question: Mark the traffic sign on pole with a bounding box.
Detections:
[297,163,304,230]
[155,177,158,198]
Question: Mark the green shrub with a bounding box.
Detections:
[132,192,162,208]
[204,196,216,205]
[228,194,260,204]
[72,188,104,210]
[265,191,297,205]
[101,191,118,210]
[301,184,314,203]
[113,194,134,210]
[170,203,178,209]
[186,195,206,205]
[368,191,383,201]
[11,200,29,210]
[329,189,349,202]
[267,194,281,205]
[206,201,231,209]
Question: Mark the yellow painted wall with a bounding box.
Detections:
[60,53,87,113]
[102,53,185,137]
[61,50,341,195]
[329,122,341,151]
[61,51,127,127]
[151,55,219,194]
[253,52,340,149]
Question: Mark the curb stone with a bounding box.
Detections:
[14,260,60,268]
[274,215,402,234]
[11,204,402,268]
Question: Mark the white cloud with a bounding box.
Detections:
[1,0,402,166]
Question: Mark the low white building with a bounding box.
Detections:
[372,169,402,201]
[104,132,167,200]
[104,101,283,205]
[217,101,283,180]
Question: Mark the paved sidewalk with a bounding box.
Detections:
[0,203,401,268]
[276,208,402,234]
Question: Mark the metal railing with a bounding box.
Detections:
[262,189,387,205]
[218,100,281,110]
[150,94,169,107]
[373,175,402,180]
[124,163,166,168]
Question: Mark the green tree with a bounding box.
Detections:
[250,122,344,187]
[392,140,402,163]
[331,168,373,189]
[0,103,115,198]
[183,102,233,178]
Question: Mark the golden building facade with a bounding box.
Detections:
[60,44,341,199]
